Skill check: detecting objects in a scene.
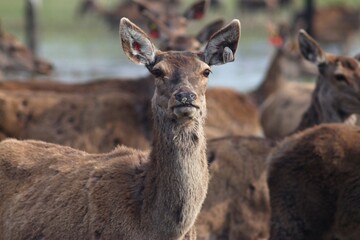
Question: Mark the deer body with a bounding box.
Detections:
[0,18,241,239]
[268,123,360,240]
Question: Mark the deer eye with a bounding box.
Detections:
[335,74,348,84]
[151,68,164,78]
[202,69,212,78]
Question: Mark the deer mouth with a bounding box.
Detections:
[172,103,199,118]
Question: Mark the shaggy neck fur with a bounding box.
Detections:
[140,94,209,239]
[296,75,356,132]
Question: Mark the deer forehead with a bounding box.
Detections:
[336,57,359,70]
[154,52,209,74]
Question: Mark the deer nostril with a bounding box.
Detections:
[175,92,197,103]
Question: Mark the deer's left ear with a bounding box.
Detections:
[298,29,325,64]
[201,19,241,66]
[183,0,208,20]
[119,17,157,65]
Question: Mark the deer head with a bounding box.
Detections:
[299,29,360,117]
[0,31,53,76]
[119,17,240,123]
[138,0,210,51]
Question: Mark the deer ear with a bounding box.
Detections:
[196,19,225,44]
[298,29,325,64]
[202,19,241,65]
[119,17,157,65]
[183,0,208,20]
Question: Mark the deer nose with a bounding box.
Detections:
[175,91,197,104]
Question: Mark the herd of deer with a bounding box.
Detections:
[0,0,359,239]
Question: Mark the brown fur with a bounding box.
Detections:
[294,5,360,53]
[0,29,53,79]
[196,30,360,240]
[0,18,241,239]
[197,136,275,240]
[268,124,360,240]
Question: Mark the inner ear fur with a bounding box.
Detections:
[119,17,157,65]
[202,19,241,66]
[298,29,325,64]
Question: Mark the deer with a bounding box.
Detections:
[195,29,360,240]
[249,22,317,138]
[0,26,53,79]
[0,18,241,239]
[267,29,360,240]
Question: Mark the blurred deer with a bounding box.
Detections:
[249,23,317,138]
[0,27,53,79]
[77,0,206,33]
[293,5,360,54]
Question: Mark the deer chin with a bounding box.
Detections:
[172,104,199,119]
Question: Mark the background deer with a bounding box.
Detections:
[249,23,316,138]
[0,27,53,79]
[77,0,205,32]
[0,17,241,239]
[196,29,360,240]
[293,5,360,54]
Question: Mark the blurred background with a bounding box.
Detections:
[1,0,360,92]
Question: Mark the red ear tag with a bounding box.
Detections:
[268,36,284,47]
[194,11,204,19]
[133,41,141,51]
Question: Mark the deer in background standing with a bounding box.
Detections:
[0,26,53,79]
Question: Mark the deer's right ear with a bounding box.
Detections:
[201,19,241,66]
[119,18,157,65]
[298,29,325,64]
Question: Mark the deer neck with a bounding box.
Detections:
[251,49,285,106]
[296,75,356,132]
[140,97,209,238]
